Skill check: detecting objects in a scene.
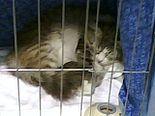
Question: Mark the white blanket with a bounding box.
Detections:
[0,63,123,116]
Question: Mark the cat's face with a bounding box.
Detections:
[86,24,123,72]
[84,35,123,78]
[76,24,122,69]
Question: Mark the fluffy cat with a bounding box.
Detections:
[5,6,123,101]
[77,21,123,87]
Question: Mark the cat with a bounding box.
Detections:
[77,21,123,87]
[41,61,93,100]
[5,6,123,101]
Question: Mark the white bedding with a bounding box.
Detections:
[0,64,123,116]
[0,49,123,116]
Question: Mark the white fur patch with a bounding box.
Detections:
[47,27,80,67]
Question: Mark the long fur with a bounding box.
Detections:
[5,6,123,101]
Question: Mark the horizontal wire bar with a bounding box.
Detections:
[0,68,90,72]
[0,68,150,73]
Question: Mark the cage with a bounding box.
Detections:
[0,0,154,116]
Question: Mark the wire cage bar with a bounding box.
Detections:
[122,0,144,115]
[80,0,90,115]
[60,0,66,115]
[37,0,42,115]
[12,0,21,115]
[0,68,150,73]
[118,0,155,115]
[139,0,155,114]
[0,0,155,116]
[107,1,122,115]
[89,0,101,115]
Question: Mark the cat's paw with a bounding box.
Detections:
[95,47,116,67]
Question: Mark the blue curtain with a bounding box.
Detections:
[146,54,155,116]
[119,0,155,116]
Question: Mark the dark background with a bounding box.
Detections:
[0,0,117,47]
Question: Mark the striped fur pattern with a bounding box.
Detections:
[5,7,123,101]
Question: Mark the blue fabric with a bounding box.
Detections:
[146,55,155,116]
[0,0,117,47]
[119,0,155,116]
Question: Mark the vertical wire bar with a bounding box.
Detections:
[80,0,90,116]
[122,0,143,115]
[37,0,42,116]
[140,1,155,115]
[12,0,21,116]
[89,0,101,116]
[106,0,122,115]
[140,35,155,116]
[60,0,65,116]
